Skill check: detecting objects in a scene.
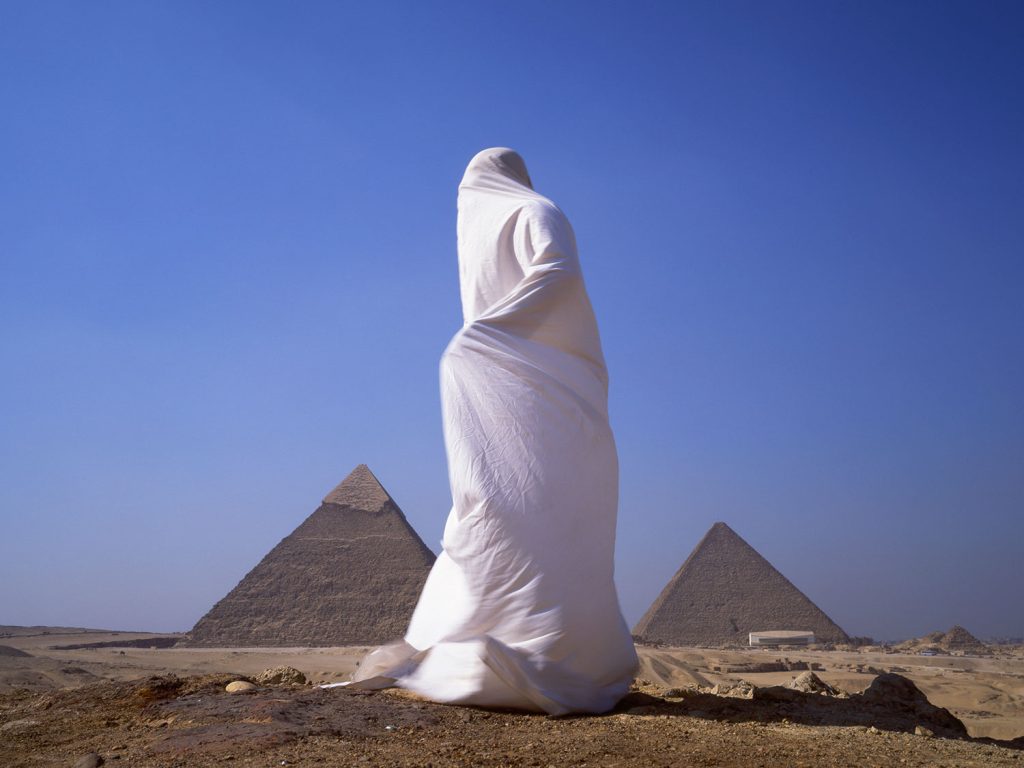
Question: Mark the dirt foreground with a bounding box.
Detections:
[2,628,1023,767]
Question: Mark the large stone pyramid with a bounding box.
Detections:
[188,465,436,647]
[633,522,849,647]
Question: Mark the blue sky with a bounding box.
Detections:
[2,1,1021,641]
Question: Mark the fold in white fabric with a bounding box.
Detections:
[353,148,637,715]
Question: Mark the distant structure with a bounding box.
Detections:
[633,522,849,647]
[188,465,436,647]
[749,630,815,647]
[936,625,986,651]
[894,624,989,655]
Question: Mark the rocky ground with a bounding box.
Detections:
[2,670,1023,768]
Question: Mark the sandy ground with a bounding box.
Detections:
[635,644,1024,741]
[3,629,1022,741]
[2,628,1022,767]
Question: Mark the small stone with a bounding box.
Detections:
[868,726,881,734]
[73,754,104,768]
[914,725,934,737]
[225,680,256,693]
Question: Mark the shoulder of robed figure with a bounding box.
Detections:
[518,197,574,239]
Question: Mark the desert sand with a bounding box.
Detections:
[2,627,1022,766]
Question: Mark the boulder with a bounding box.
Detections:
[859,674,967,737]
[786,671,838,695]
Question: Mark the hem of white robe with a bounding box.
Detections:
[341,636,634,716]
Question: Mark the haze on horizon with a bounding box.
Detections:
[1,1,1022,643]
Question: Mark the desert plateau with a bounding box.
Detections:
[2,626,1022,767]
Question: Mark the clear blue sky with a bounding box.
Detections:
[2,1,1021,642]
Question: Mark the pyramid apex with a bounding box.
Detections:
[705,521,744,542]
[322,464,392,509]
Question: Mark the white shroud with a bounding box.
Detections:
[353,148,637,715]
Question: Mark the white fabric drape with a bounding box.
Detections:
[353,148,637,715]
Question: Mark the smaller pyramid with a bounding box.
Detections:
[634,522,849,647]
[901,625,989,654]
[189,465,436,647]
[940,625,985,650]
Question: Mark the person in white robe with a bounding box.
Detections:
[352,147,637,715]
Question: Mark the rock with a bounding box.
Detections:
[915,725,934,737]
[728,680,755,698]
[859,674,968,737]
[786,671,838,695]
[73,754,104,768]
[225,680,256,693]
[662,686,697,698]
[255,666,307,686]
[752,685,801,703]
[868,726,881,734]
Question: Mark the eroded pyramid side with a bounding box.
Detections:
[188,464,436,647]
[634,522,849,647]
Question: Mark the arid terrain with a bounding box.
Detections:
[2,627,1022,767]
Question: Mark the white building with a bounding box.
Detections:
[749,630,815,646]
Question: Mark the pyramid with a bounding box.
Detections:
[188,465,436,647]
[940,625,986,651]
[904,625,987,653]
[633,522,849,647]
